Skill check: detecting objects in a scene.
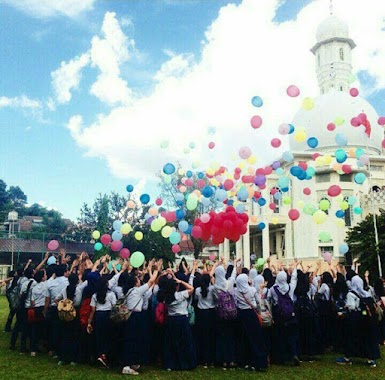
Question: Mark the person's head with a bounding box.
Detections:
[96,276,108,304]
[374,277,385,298]
[55,264,68,278]
[241,267,249,275]
[24,267,34,279]
[16,268,24,277]
[164,278,178,304]
[8,270,15,277]
[333,273,348,299]
[225,265,234,280]
[200,274,211,298]
[294,270,309,297]
[321,271,333,287]
[67,273,79,300]
[262,268,275,288]
[34,270,46,283]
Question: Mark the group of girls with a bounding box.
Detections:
[1,251,384,375]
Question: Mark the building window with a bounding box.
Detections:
[270,187,281,214]
[371,165,383,171]
[340,174,352,182]
[339,48,344,61]
[316,173,330,183]
[319,197,331,215]
[320,246,334,258]
[343,196,353,227]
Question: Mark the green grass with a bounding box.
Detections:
[0,296,383,379]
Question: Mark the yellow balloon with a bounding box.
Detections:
[336,219,345,228]
[315,156,326,166]
[340,201,349,211]
[239,162,245,170]
[324,155,332,165]
[121,223,132,235]
[158,217,166,227]
[163,175,171,184]
[272,217,279,225]
[178,169,185,176]
[313,210,327,224]
[296,200,305,209]
[334,116,345,126]
[161,226,172,238]
[206,168,214,176]
[135,231,143,241]
[148,207,158,216]
[302,97,315,111]
[294,130,306,143]
[211,179,219,187]
[247,155,257,165]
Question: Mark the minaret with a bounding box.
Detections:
[310,3,356,95]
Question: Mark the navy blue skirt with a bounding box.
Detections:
[94,310,112,357]
[163,315,197,370]
[215,316,238,364]
[195,308,216,364]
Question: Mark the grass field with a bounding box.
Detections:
[0,296,383,380]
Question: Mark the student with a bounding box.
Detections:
[194,273,216,367]
[4,270,17,332]
[87,276,117,369]
[162,271,196,371]
[235,273,268,371]
[30,270,48,356]
[121,261,159,375]
[337,275,381,368]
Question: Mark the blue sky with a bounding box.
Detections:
[0,0,384,221]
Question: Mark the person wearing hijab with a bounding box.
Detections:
[235,274,268,372]
[267,262,299,366]
[337,275,380,368]
[333,273,349,351]
[213,259,239,369]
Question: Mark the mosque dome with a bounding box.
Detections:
[289,90,383,155]
[316,15,349,42]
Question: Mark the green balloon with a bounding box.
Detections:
[257,258,265,266]
[303,203,316,216]
[319,231,331,243]
[130,251,145,268]
[94,242,102,251]
[319,199,330,211]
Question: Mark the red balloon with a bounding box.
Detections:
[172,244,181,254]
[378,117,385,126]
[327,123,336,131]
[349,87,359,97]
[350,117,360,127]
[111,240,123,252]
[342,165,352,174]
[191,226,202,239]
[269,203,276,210]
[312,153,322,161]
[101,234,111,245]
[208,142,215,149]
[327,185,342,197]
[226,206,235,213]
[155,198,162,206]
[298,161,308,170]
[382,139,385,149]
[238,213,249,224]
[271,138,281,148]
[264,166,273,175]
[250,115,263,129]
[223,179,234,190]
[255,168,265,175]
[303,187,311,195]
[120,248,130,259]
[288,209,300,221]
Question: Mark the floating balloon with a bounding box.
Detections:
[134,231,143,241]
[111,240,123,252]
[130,251,145,268]
[378,117,385,126]
[172,244,181,254]
[140,194,150,204]
[100,234,111,245]
[282,151,294,162]
[307,137,318,148]
[94,242,103,251]
[251,96,263,107]
[120,248,130,259]
[47,240,59,251]
[92,230,100,240]
[278,123,290,135]
[160,140,169,149]
[163,163,176,175]
[208,142,215,149]
[294,130,306,142]
[169,231,181,245]
[271,138,281,148]
[288,209,300,221]
[112,231,122,241]
[328,185,341,197]
[335,133,348,146]
[250,115,263,129]
[313,210,327,224]
[303,187,311,195]
[339,243,349,255]
[286,85,300,97]
[178,220,189,232]
[121,223,132,235]
[349,88,359,97]
[239,146,252,160]
[319,231,331,243]
[354,172,366,184]
[302,97,315,110]
[327,123,336,131]
[113,220,122,231]
[126,184,134,192]
[322,251,333,262]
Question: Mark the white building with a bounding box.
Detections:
[219,13,385,267]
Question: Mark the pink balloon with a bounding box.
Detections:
[269,203,276,210]
[278,123,290,135]
[111,240,123,252]
[101,234,111,245]
[197,179,205,188]
[271,138,281,148]
[327,185,342,197]
[327,123,336,131]
[120,248,130,259]
[350,117,360,127]
[223,179,234,190]
[378,117,385,126]
[209,254,215,261]
[303,187,311,195]
[250,115,263,129]
[208,142,215,149]
[286,85,300,97]
[185,179,194,187]
[191,226,202,239]
[342,165,352,174]
[382,139,385,149]
[200,213,210,223]
[288,209,300,221]
[322,251,333,262]
[239,146,252,159]
[349,88,359,97]
[155,198,162,206]
[172,244,181,254]
[47,240,59,251]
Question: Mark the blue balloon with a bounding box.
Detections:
[273,192,282,200]
[335,133,348,146]
[113,220,122,231]
[227,199,234,206]
[282,151,294,162]
[348,196,356,205]
[197,172,205,179]
[235,203,246,213]
[306,167,316,176]
[335,148,347,163]
[275,168,284,175]
[163,163,176,175]
[281,187,289,193]
[112,231,122,241]
[336,210,345,218]
[354,207,362,214]
[186,170,193,178]
[237,188,248,202]
[339,243,349,255]
[298,171,307,180]
[178,220,189,232]
[288,124,295,134]
[176,200,184,207]
[354,172,366,184]
[175,192,184,202]
[94,242,103,251]
[126,184,134,192]
[202,186,214,198]
[140,193,150,204]
[258,222,266,230]
[201,197,211,207]
[175,209,185,220]
[251,96,263,107]
[257,198,266,207]
[355,148,365,158]
[290,166,302,177]
[278,176,290,189]
[185,225,192,235]
[307,137,318,148]
[216,189,228,202]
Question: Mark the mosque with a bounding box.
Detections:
[218,10,385,268]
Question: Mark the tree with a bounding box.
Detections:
[7,186,27,212]
[346,209,385,278]
[0,179,10,221]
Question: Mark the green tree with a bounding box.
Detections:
[7,186,27,213]
[0,179,10,221]
[346,209,385,278]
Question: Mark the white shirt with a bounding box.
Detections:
[47,276,69,306]
[345,291,360,311]
[31,282,48,308]
[20,279,36,308]
[90,291,117,311]
[142,287,153,311]
[195,286,216,309]
[126,284,149,312]
[168,290,190,316]
[318,283,331,301]
[236,287,259,309]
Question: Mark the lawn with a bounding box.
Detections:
[0,296,383,380]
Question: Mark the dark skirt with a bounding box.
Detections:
[215,317,238,364]
[60,318,80,362]
[94,310,112,357]
[141,308,152,364]
[121,311,146,366]
[195,308,216,365]
[317,299,335,349]
[163,315,197,370]
[237,309,268,370]
[271,321,299,364]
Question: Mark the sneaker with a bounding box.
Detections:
[31,352,36,357]
[131,365,140,371]
[336,357,352,365]
[97,355,109,368]
[367,360,376,368]
[53,354,59,359]
[293,356,301,366]
[57,361,66,365]
[70,362,77,366]
[166,368,172,372]
[122,366,139,375]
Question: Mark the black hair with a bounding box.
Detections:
[374,278,385,298]
[8,270,15,277]
[82,272,99,299]
[24,267,34,279]
[123,273,137,295]
[262,268,275,288]
[66,273,79,301]
[156,275,168,302]
[346,269,356,282]
[96,276,108,304]
[163,278,178,305]
[16,268,24,277]
[225,265,234,280]
[333,273,349,299]
[46,265,56,280]
[242,268,249,275]
[294,270,310,298]
[200,274,211,298]
[34,270,45,283]
[55,264,68,277]
[143,273,150,284]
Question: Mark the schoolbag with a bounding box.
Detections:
[216,290,238,320]
[8,285,21,311]
[273,285,296,324]
[188,304,196,325]
[79,297,92,329]
[260,297,274,327]
[154,301,167,326]
[18,280,34,311]
[57,299,76,322]
[110,289,142,324]
[350,291,377,319]
[295,295,318,318]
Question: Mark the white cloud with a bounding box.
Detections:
[0,95,42,109]
[51,53,90,104]
[1,0,96,18]
[66,0,385,180]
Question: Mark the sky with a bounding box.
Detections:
[0,0,384,221]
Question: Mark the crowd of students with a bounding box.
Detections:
[1,250,384,375]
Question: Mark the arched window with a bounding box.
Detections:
[343,196,353,227]
[339,48,344,61]
[270,187,282,214]
[319,197,331,215]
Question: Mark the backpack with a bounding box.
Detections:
[8,285,21,311]
[154,301,167,326]
[188,305,195,325]
[216,290,238,320]
[295,295,318,318]
[350,291,377,319]
[18,280,34,311]
[57,299,76,322]
[260,297,274,327]
[273,285,296,324]
[110,289,141,324]
[79,297,92,329]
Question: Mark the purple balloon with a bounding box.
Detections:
[254,175,266,186]
[147,216,155,225]
[272,161,281,170]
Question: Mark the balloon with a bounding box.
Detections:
[258,222,266,230]
[140,194,150,204]
[216,189,228,202]
[303,188,311,195]
[113,220,122,231]
[313,210,327,224]
[163,163,176,175]
[354,207,362,215]
[339,243,349,255]
[92,230,100,240]
[271,138,281,148]
[112,231,122,241]
[335,116,345,126]
[191,226,202,239]
[250,115,263,129]
[121,223,132,235]
[319,199,331,211]
[328,185,341,197]
[169,231,181,245]
[100,234,111,245]
[235,203,246,213]
[378,117,385,126]
[134,231,143,241]
[349,88,359,97]
[161,226,172,238]
[354,172,366,184]
[130,251,145,268]
[294,130,306,142]
[172,245,181,254]
[251,96,263,107]
[111,240,123,252]
[151,219,162,232]
[257,258,265,266]
[120,248,130,259]
[47,240,59,251]
[239,146,252,160]
[92,242,102,252]
[335,133,348,146]
[319,231,331,243]
[178,220,189,232]
[209,254,216,261]
[302,97,314,110]
[186,198,198,210]
[286,85,300,97]
[303,203,317,215]
[126,200,135,209]
[282,151,294,162]
[278,123,290,135]
[208,142,215,149]
[288,209,300,221]
[336,210,345,218]
[322,251,333,262]
[307,137,318,148]
[327,123,336,131]
[160,140,169,149]
[126,184,134,192]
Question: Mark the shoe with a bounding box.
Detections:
[336,357,352,365]
[31,352,36,357]
[293,356,301,366]
[53,354,59,359]
[131,364,140,371]
[367,360,376,368]
[70,362,77,366]
[166,368,172,372]
[58,361,66,365]
[97,355,109,368]
[122,366,139,375]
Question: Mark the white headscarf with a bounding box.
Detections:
[351,275,371,298]
[249,268,258,283]
[254,274,265,290]
[214,266,227,290]
[275,271,289,294]
[236,273,251,293]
